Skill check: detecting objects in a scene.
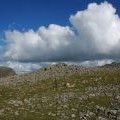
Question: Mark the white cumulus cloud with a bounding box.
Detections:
[70,1,120,55]
[5,24,75,61]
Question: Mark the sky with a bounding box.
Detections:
[0,0,120,30]
[0,0,120,72]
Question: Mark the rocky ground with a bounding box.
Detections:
[0,63,119,120]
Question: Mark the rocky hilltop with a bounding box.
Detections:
[0,63,89,86]
[0,63,119,120]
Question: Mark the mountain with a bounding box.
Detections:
[101,62,120,69]
[0,63,119,120]
[0,66,16,78]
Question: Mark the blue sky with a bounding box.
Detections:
[0,0,120,72]
[0,0,120,31]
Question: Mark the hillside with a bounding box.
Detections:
[101,62,120,69]
[0,63,88,86]
[0,66,16,78]
[0,63,119,120]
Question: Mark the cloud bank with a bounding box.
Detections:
[4,2,120,62]
[5,25,75,62]
[1,2,120,72]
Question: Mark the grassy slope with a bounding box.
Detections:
[0,68,119,119]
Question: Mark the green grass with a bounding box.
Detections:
[0,69,119,119]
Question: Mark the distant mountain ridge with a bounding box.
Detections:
[0,66,16,78]
[101,62,120,68]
